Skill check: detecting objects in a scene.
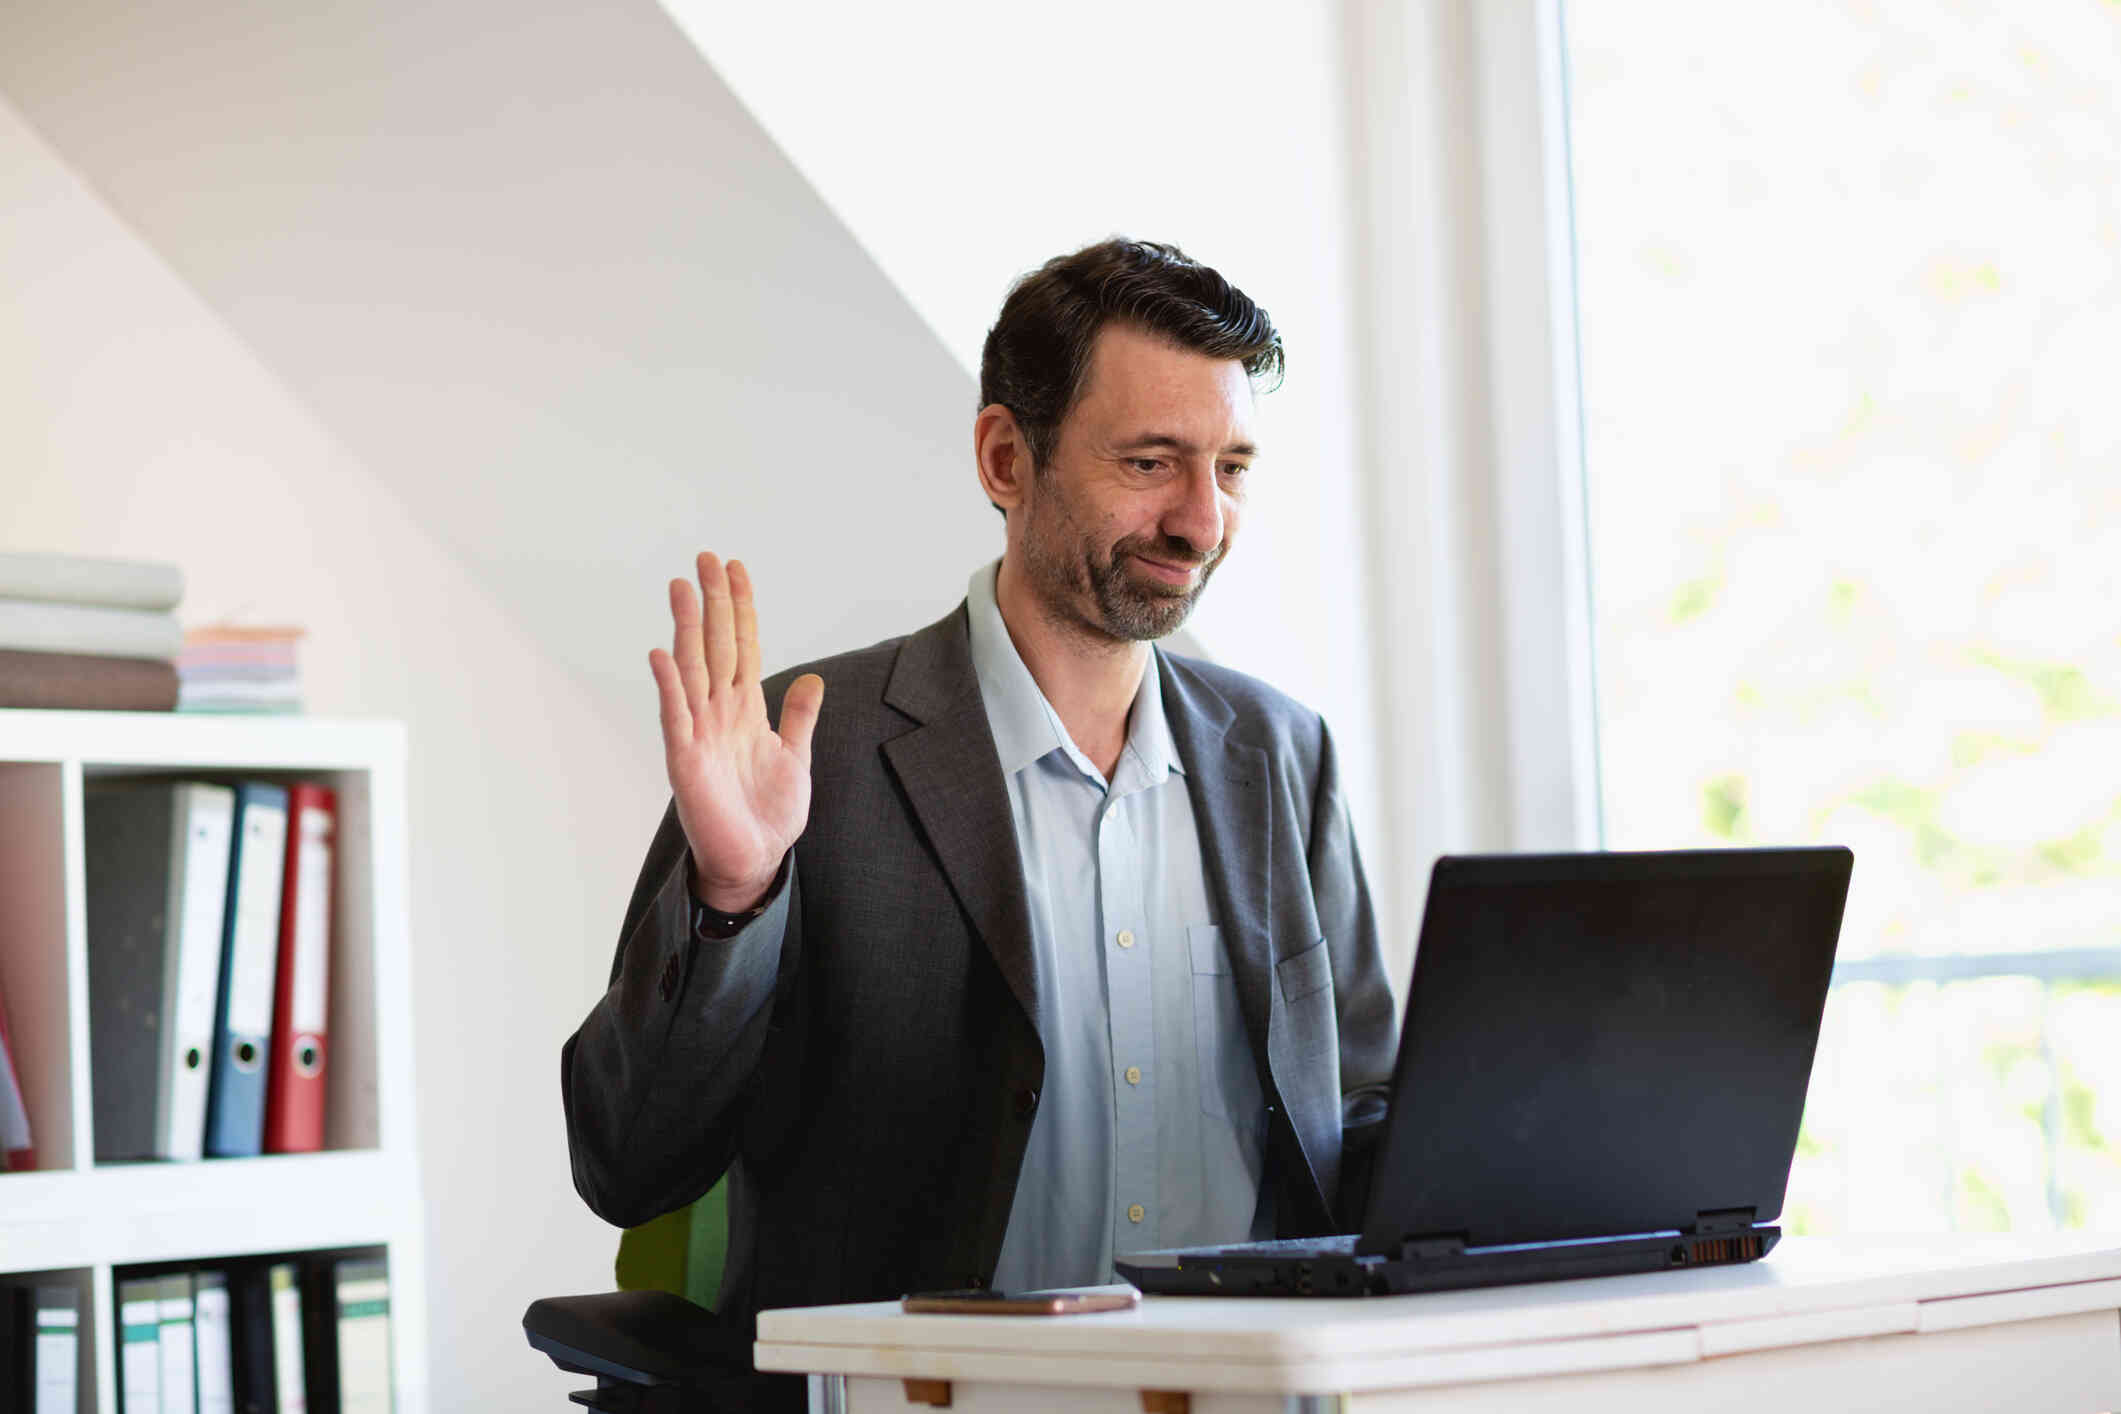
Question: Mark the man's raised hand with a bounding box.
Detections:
[648,552,824,913]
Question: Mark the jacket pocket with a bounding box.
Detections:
[1189,923,1257,1122]
[1277,938,1333,1005]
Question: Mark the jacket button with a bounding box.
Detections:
[658,954,680,1002]
[966,1274,986,1289]
[1014,1087,1039,1119]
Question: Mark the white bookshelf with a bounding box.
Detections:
[0,710,427,1414]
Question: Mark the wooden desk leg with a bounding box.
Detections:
[1140,1393,1191,1413]
[902,1377,953,1406]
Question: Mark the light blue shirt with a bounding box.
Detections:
[968,563,1267,1291]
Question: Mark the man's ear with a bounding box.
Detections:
[974,403,1032,515]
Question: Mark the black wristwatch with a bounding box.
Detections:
[688,856,786,941]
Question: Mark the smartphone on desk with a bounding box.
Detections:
[901,1288,1141,1316]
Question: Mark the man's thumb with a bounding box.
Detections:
[778,673,825,764]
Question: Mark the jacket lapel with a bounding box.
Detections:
[1160,652,1337,1226]
[1159,655,1275,1054]
[881,605,1041,1031]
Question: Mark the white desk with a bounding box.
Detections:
[757,1235,2121,1412]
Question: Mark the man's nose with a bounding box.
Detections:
[1163,463,1224,557]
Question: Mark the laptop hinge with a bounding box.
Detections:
[1687,1206,1758,1235]
[1394,1232,1469,1260]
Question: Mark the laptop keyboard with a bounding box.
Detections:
[1196,1234,1361,1258]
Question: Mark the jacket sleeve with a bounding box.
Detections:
[1306,718,1399,1228]
[561,800,796,1228]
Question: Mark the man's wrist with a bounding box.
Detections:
[688,853,785,933]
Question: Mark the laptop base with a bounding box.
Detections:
[1119,1226,1780,1298]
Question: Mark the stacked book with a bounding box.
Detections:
[178,626,305,714]
[0,551,184,711]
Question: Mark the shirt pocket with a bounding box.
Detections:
[1276,938,1334,1006]
[1188,923,1260,1123]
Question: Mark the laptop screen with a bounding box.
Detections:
[1358,847,1852,1254]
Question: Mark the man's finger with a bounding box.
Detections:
[778,673,825,767]
[697,551,739,692]
[729,558,762,688]
[669,576,711,727]
[648,648,693,748]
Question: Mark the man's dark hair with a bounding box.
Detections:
[979,238,1285,476]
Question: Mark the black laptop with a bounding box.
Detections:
[1117,846,1853,1297]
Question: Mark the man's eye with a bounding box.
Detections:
[1221,463,1251,479]
[1130,458,1164,473]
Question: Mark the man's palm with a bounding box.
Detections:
[649,553,823,911]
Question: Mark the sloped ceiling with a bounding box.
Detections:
[658,0,1360,377]
[0,0,991,711]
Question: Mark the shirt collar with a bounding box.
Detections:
[964,561,1184,787]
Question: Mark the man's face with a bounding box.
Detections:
[1015,322,1257,644]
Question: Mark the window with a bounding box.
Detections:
[1565,3,2121,1231]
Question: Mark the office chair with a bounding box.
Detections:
[524,1180,775,1410]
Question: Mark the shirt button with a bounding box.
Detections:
[1105,805,1119,825]
[1127,1204,1146,1224]
[1125,1066,1141,1086]
[1116,929,1135,949]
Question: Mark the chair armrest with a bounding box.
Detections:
[522,1289,748,1388]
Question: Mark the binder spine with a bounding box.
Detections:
[2,1287,30,1412]
[194,1270,237,1414]
[207,787,288,1158]
[156,1274,197,1414]
[0,1001,32,1170]
[153,787,190,1158]
[117,1279,161,1414]
[270,1262,309,1414]
[166,786,234,1162]
[266,787,334,1155]
[333,1259,393,1414]
[86,784,180,1163]
[226,1266,279,1414]
[32,1286,80,1414]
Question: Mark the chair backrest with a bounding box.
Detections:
[613,1176,729,1311]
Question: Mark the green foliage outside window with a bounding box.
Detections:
[1571,1,2121,1233]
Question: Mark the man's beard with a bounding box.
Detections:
[1085,532,1222,640]
[1023,501,1223,643]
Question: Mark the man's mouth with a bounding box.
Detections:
[1130,553,1204,587]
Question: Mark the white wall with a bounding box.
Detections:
[0,95,639,1408]
[663,0,1389,888]
[0,0,994,720]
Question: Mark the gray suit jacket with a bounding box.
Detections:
[562,602,1398,1327]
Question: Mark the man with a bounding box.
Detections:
[562,238,1397,1366]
